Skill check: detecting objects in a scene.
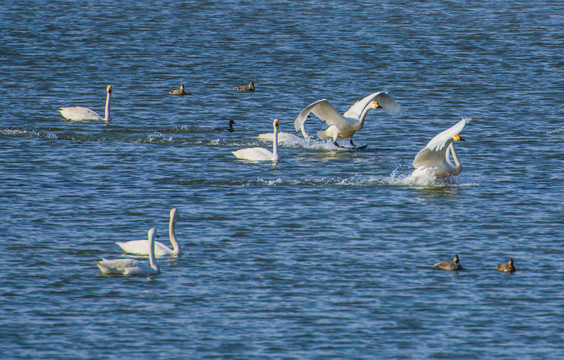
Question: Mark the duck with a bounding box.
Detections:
[215,119,235,132]
[235,81,255,91]
[169,84,189,95]
[497,258,516,273]
[434,254,464,271]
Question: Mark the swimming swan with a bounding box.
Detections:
[408,118,470,185]
[59,85,112,122]
[293,91,401,147]
[116,208,180,257]
[97,228,160,276]
[434,254,464,271]
[233,119,279,161]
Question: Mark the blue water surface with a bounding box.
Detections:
[0,1,563,359]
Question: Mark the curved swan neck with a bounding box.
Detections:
[169,211,180,255]
[148,229,159,272]
[103,89,111,122]
[448,143,462,174]
[357,103,374,129]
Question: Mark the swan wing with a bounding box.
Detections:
[343,91,401,119]
[97,258,157,275]
[424,118,469,152]
[117,240,173,256]
[294,99,343,137]
[232,147,273,161]
[97,258,140,274]
[255,131,302,143]
[412,146,448,169]
[59,107,103,121]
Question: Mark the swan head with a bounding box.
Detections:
[106,84,112,93]
[453,134,465,142]
[170,207,179,222]
[273,119,279,130]
[148,227,159,239]
[369,101,380,110]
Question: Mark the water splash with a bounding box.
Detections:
[546,127,564,135]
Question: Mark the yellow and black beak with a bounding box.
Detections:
[455,134,465,141]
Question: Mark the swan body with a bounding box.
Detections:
[497,259,516,273]
[235,81,255,91]
[59,85,112,122]
[233,119,279,161]
[293,91,401,147]
[116,208,180,257]
[98,228,160,276]
[408,118,470,185]
[255,131,302,143]
[434,254,464,271]
[169,84,188,95]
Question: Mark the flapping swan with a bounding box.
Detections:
[408,118,470,185]
[116,208,180,257]
[434,254,464,271]
[497,259,516,273]
[233,119,279,161]
[235,81,255,91]
[98,228,160,276]
[169,84,188,95]
[59,85,112,122]
[293,91,401,148]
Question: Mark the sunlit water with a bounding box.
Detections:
[1,1,563,359]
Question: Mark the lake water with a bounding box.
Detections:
[1,0,563,359]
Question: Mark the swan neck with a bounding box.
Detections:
[448,143,462,174]
[300,121,309,138]
[357,104,373,129]
[149,231,159,272]
[169,215,180,255]
[104,90,111,122]
[272,127,279,161]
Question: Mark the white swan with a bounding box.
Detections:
[293,91,401,147]
[116,208,180,257]
[255,131,302,143]
[408,118,470,185]
[97,228,160,276]
[59,85,112,122]
[233,119,279,161]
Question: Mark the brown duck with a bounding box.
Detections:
[434,254,464,271]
